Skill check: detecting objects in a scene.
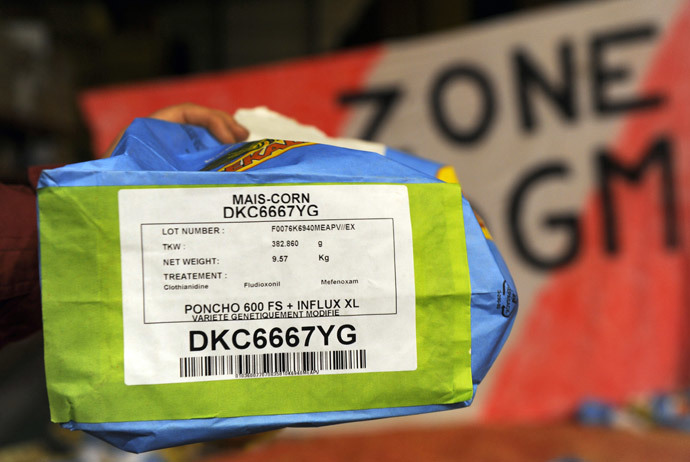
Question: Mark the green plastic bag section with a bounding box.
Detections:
[39,182,472,424]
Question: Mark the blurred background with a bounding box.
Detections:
[0,0,564,180]
[3,0,690,460]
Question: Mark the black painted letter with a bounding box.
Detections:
[597,136,677,253]
[338,87,402,140]
[431,64,496,145]
[509,163,580,269]
[514,41,577,132]
[591,24,665,115]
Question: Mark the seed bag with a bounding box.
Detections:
[38,114,517,453]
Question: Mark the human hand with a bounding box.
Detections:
[103,103,249,157]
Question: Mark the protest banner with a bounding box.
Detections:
[80,0,690,422]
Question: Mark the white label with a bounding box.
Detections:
[119,185,416,384]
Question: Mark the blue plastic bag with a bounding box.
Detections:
[38,118,517,452]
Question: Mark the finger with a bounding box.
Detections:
[213,109,250,142]
[103,127,127,157]
[158,104,249,144]
[147,103,193,124]
[187,109,248,144]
